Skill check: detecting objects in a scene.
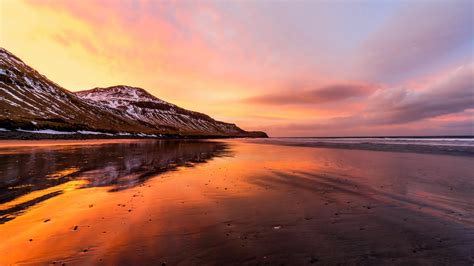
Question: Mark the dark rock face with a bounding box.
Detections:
[242,131,269,138]
[0,48,267,138]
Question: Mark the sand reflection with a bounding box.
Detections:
[0,140,231,223]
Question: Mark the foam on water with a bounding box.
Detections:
[276,137,474,147]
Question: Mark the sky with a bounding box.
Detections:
[1,0,473,137]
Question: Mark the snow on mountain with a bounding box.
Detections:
[0,48,152,133]
[75,86,246,135]
[77,86,169,106]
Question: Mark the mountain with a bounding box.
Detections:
[0,48,158,134]
[0,48,267,138]
[75,86,251,136]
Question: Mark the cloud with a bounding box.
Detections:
[267,114,474,137]
[359,0,473,82]
[246,83,377,105]
[367,64,474,124]
[437,117,474,133]
[7,0,473,137]
[263,64,474,136]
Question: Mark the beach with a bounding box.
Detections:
[0,139,473,265]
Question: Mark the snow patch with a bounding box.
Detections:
[77,130,114,136]
[13,129,157,137]
[136,133,158,137]
[17,129,76,135]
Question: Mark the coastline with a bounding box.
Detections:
[247,138,474,157]
[2,131,472,156]
[0,131,267,140]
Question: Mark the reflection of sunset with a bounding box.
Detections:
[0,140,230,223]
[1,180,86,214]
[1,140,472,264]
[46,168,80,180]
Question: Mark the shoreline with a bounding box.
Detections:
[276,135,474,139]
[247,139,474,157]
[0,131,265,141]
[2,132,473,156]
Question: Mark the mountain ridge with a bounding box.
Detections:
[0,47,267,138]
[74,85,249,136]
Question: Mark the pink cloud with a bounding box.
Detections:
[246,82,378,105]
[263,63,473,136]
[358,1,473,82]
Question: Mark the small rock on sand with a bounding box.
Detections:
[309,256,319,263]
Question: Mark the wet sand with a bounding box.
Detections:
[0,139,473,265]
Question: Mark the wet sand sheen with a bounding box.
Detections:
[0,139,473,265]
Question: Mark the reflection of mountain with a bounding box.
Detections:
[0,140,231,223]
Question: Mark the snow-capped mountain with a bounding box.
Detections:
[75,86,248,135]
[0,47,267,138]
[0,48,153,134]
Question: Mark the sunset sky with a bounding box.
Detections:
[1,0,473,137]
